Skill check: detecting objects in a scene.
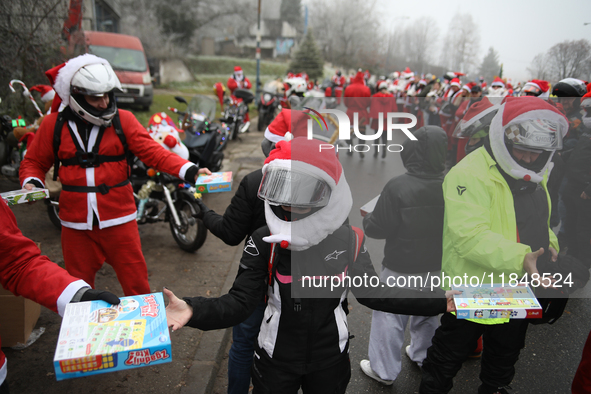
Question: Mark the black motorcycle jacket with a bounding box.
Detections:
[202,169,266,246]
[363,126,447,274]
[185,225,447,373]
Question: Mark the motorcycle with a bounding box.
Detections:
[222,88,254,140]
[169,95,227,172]
[131,157,208,252]
[257,80,283,131]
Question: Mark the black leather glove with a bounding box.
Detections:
[70,287,120,305]
[195,198,211,220]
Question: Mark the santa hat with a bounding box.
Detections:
[45,54,111,112]
[581,83,591,108]
[462,82,476,93]
[377,80,389,90]
[29,85,55,102]
[234,66,242,72]
[148,112,181,132]
[450,78,461,88]
[491,77,505,88]
[264,109,292,144]
[522,79,550,99]
[261,138,352,251]
[418,79,427,87]
[453,97,500,139]
[489,96,568,183]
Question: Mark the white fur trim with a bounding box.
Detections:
[581,98,591,107]
[489,104,561,183]
[22,176,45,188]
[263,171,352,251]
[179,162,195,180]
[0,359,6,387]
[54,54,110,106]
[57,280,90,316]
[42,90,55,102]
[264,127,285,144]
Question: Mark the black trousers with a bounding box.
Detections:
[0,379,9,394]
[420,312,529,394]
[251,352,351,394]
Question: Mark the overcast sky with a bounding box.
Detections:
[374,0,591,81]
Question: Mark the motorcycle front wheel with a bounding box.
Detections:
[46,200,62,230]
[169,194,207,252]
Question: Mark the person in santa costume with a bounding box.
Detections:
[19,54,210,296]
[344,70,371,157]
[0,198,119,394]
[227,66,252,94]
[164,137,456,394]
[369,81,396,158]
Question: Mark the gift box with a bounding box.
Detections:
[453,283,543,319]
[54,293,171,380]
[1,188,49,206]
[360,195,380,217]
[195,171,233,193]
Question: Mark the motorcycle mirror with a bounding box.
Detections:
[174,96,188,105]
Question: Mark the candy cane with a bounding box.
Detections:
[9,80,43,117]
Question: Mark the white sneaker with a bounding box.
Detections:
[405,345,423,367]
[359,359,394,385]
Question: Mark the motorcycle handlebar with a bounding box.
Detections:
[168,107,186,116]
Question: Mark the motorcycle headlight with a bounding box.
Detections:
[263,93,272,102]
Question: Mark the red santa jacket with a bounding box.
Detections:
[227,77,252,94]
[20,109,193,230]
[0,199,87,382]
[344,72,371,125]
[369,91,396,129]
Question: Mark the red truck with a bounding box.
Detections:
[83,31,153,110]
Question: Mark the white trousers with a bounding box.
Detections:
[368,267,440,381]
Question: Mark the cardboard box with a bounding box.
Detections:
[453,283,543,319]
[54,293,172,380]
[360,195,380,217]
[195,172,233,193]
[0,288,41,347]
[1,187,49,206]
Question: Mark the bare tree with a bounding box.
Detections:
[308,0,381,71]
[0,0,67,117]
[440,13,480,75]
[546,39,591,81]
[526,52,550,81]
[401,17,439,74]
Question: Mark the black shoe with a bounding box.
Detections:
[478,384,511,394]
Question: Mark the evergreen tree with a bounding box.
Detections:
[289,29,324,81]
[478,47,501,83]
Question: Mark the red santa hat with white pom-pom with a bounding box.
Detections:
[29,85,55,102]
[260,137,352,251]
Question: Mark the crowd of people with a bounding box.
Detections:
[1,53,590,394]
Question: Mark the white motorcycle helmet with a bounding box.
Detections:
[69,63,122,127]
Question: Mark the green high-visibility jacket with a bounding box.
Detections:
[441,147,559,324]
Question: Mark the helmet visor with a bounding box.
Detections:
[520,84,542,97]
[258,167,331,208]
[504,119,564,152]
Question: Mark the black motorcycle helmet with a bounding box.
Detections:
[552,78,587,97]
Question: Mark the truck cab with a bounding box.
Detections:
[83,31,153,110]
